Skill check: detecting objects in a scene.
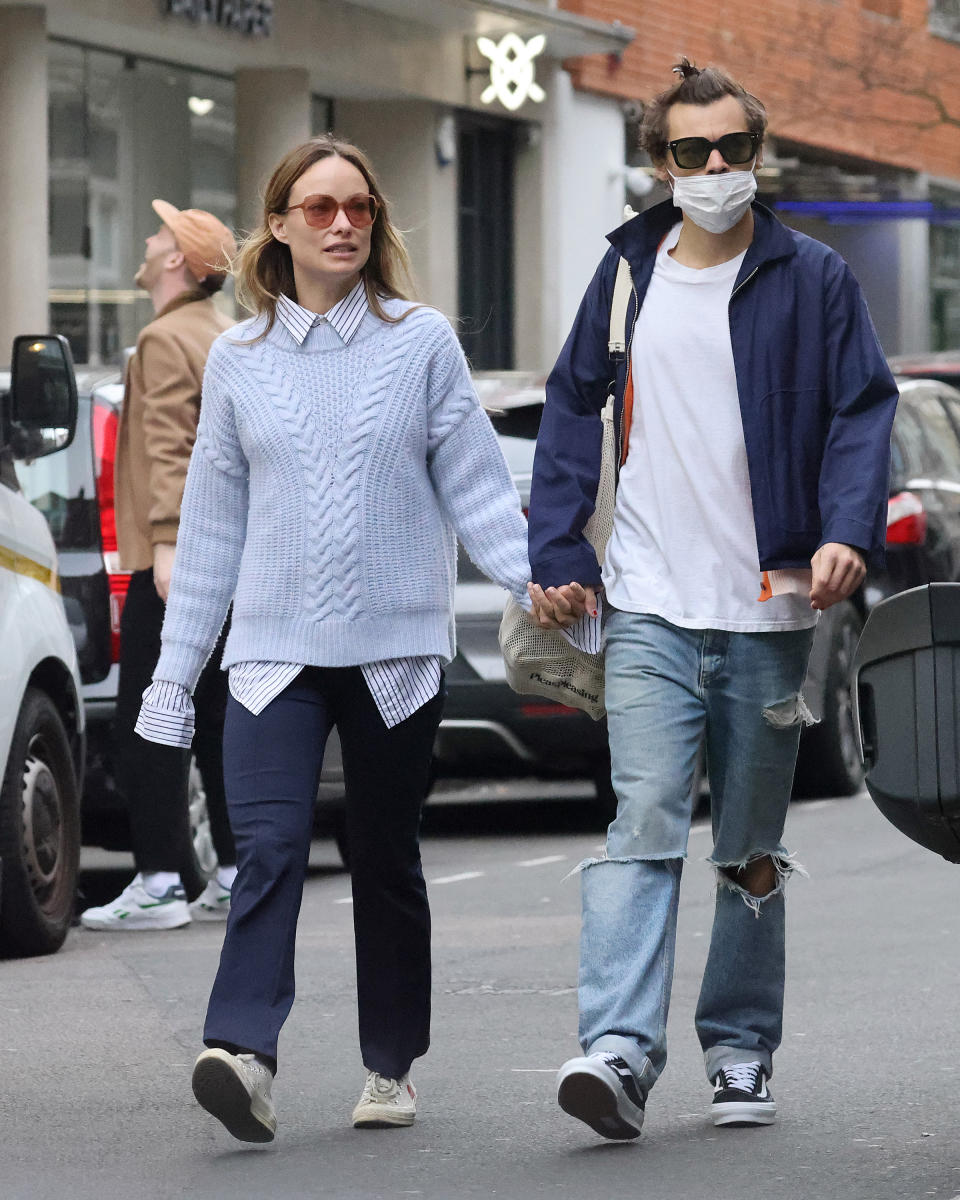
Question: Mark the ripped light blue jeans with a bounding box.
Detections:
[580,610,816,1097]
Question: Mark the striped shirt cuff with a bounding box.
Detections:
[135,679,195,748]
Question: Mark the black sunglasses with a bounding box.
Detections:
[667,131,761,171]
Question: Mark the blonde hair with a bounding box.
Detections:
[233,135,415,339]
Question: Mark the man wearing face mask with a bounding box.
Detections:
[525,59,897,1139]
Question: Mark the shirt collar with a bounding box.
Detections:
[275,281,368,346]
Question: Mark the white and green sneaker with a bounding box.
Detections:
[189,877,232,922]
[79,873,190,931]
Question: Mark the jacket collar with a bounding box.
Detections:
[154,288,211,320]
[607,198,797,278]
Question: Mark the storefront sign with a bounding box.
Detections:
[165,0,274,37]
[477,33,546,112]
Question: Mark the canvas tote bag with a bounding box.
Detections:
[498,254,633,720]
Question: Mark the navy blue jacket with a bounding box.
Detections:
[528,200,899,589]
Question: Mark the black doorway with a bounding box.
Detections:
[457,112,516,370]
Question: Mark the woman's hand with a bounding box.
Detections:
[526,581,598,629]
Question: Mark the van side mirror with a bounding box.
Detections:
[7,335,78,461]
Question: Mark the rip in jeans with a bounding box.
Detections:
[761,693,818,729]
[566,850,684,881]
[708,850,808,916]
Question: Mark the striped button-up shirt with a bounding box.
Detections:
[135,284,442,749]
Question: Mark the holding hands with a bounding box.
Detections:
[527,581,598,630]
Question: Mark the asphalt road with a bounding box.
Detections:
[3,785,960,1200]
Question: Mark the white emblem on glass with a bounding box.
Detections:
[477,34,547,112]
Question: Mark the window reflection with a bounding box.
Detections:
[48,42,237,365]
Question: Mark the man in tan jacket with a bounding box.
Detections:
[81,201,239,931]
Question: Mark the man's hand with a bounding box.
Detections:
[526,581,598,629]
[809,543,866,611]
[153,543,176,602]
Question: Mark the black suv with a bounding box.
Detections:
[461,373,960,802]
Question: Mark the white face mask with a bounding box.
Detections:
[667,166,758,234]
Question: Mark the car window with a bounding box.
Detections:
[15,398,100,550]
[891,399,929,486]
[488,403,542,441]
[905,386,960,482]
[937,388,960,451]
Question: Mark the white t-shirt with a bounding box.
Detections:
[602,224,816,632]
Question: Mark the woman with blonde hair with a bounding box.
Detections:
[135,135,530,1141]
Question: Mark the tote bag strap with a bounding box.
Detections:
[607,255,632,359]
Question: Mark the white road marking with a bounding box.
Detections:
[800,799,834,811]
[690,822,711,836]
[335,897,353,905]
[430,871,485,885]
[516,855,566,868]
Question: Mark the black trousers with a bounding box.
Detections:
[114,568,235,873]
[204,666,443,1078]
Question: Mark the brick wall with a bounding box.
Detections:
[562,0,960,178]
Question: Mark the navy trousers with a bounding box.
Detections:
[203,666,442,1078]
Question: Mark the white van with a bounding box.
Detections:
[0,335,84,957]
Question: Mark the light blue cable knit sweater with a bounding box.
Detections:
[153,298,531,692]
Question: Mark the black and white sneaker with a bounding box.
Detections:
[557,1052,645,1140]
[711,1061,777,1126]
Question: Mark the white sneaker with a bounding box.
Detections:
[192,1048,277,1143]
[79,874,190,931]
[351,1070,417,1128]
[189,878,232,921]
[557,1052,646,1140]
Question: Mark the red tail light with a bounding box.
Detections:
[521,702,580,717]
[92,401,132,661]
[886,491,927,546]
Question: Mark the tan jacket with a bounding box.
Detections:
[114,290,233,572]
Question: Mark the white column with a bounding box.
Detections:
[0,6,48,353]
[235,68,311,231]
[896,218,930,355]
[517,66,625,369]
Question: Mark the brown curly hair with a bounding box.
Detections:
[640,58,767,166]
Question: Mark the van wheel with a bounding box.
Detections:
[0,689,80,957]
[794,602,864,798]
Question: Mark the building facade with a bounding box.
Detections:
[561,0,960,354]
[0,0,636,369]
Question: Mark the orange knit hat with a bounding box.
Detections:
[152,199,237,285]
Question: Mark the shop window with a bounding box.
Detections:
[930,221,960,350]
[457,111,516,370]
[931,0,960,42]
[312,95,334,136]
[47,41,237,365]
